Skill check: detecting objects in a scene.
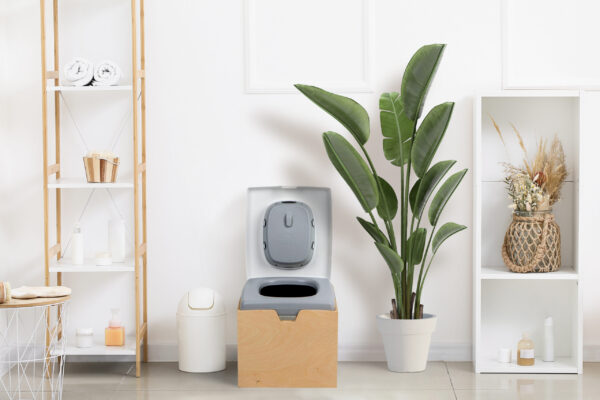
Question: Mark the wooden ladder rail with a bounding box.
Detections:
[40,0,63,377]
[131,0,148,378]
[139,0,149,368]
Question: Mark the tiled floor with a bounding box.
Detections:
[33,362,600,399]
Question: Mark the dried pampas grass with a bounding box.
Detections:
[490,116,568,210]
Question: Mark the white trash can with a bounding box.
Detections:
[177,288,226,372]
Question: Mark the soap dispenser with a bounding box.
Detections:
[105,308,125,346]
[517,332,535,366]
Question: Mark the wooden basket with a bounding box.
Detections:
[83,156,119,183]
[501,211,561,273]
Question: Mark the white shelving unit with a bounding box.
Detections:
[52,335,137,356]
[50,258,135,273]
[47,177,134,189]
[473,91,583,374]
[46,85,133,92]
[480,265,578,281]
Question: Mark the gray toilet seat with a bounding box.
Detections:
[240,277,336,317]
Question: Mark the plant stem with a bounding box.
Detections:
[393,273,405,319]
[360,146,397,251]
[403,124,417,319]
[414,225,436,318]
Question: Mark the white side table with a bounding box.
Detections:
[0,296,70,399]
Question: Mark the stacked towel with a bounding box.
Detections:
[11,286,72,299]
[63,57,94,86]
[93,60,122,86]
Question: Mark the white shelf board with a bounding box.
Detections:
[46,85,132,92]
[47,177,133,189]
[50,258,134,273]
[478,356,578,374]
[480,265,578,280]
[477,90,580,98]
[52,335,136,356]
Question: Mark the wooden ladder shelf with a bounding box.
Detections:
[39,0,148,377]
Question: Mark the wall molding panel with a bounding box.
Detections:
[501,0,600,90]
[244,0,373,93]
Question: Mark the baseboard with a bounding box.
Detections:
[146,343,472,363]
[70,344,600,363]
[583,345,600,362]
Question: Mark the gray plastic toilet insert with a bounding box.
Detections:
[240,277,335,317]
[240,187,336,317]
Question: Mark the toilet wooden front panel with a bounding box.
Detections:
[237,307,338,388]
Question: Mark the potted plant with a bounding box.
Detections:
[295,44,467,372]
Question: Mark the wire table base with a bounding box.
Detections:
[1,298,68,400]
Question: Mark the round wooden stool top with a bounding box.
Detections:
[0,296,71,309]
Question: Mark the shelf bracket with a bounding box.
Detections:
[138,322,147,341]
[48,243,61,259]
[47,163,60,176]
[136,162,146,174]
[136,69,145,79]
[136,243,147,258]
[46,70,59,80]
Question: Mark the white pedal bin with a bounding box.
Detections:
[177,288,226,372]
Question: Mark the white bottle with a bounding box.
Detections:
[544,316,555,362]
[71,224,84,265]
[109,219,126,263]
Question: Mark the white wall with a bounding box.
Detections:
[1,0,597,361]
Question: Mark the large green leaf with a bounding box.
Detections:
[401,44,446,121]
[376,177,398,220]
[323,131,378,212]
[409,179,421,214]
[407,228,427,266]
[413,160,456,220]
[428,169,468,226]
[380,92,414,166]
[295,84,370,145]
[411,102,454,178]
[432,222,466,254]
[375,242,404,276]
[357,217,388,245]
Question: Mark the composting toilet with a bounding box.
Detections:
[237,186,337,388]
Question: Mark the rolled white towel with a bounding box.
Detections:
[93,60,122,86]
[63,57,94,86]
[11,286,72,299]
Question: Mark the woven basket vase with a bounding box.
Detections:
[501,211,561,273]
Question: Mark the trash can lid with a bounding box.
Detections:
[189,288,214,310]
[177,288,226,317]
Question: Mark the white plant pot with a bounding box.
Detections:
[376,313,437,372]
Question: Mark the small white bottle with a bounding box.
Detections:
[109,219,126,263]
[544,317,555,362]
[71,224,84,265]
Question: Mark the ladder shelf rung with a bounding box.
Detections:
[138,322,147,340]
[48,243,61,259]
[47,163,60,176]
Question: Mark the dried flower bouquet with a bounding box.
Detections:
[490,117,567,212]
